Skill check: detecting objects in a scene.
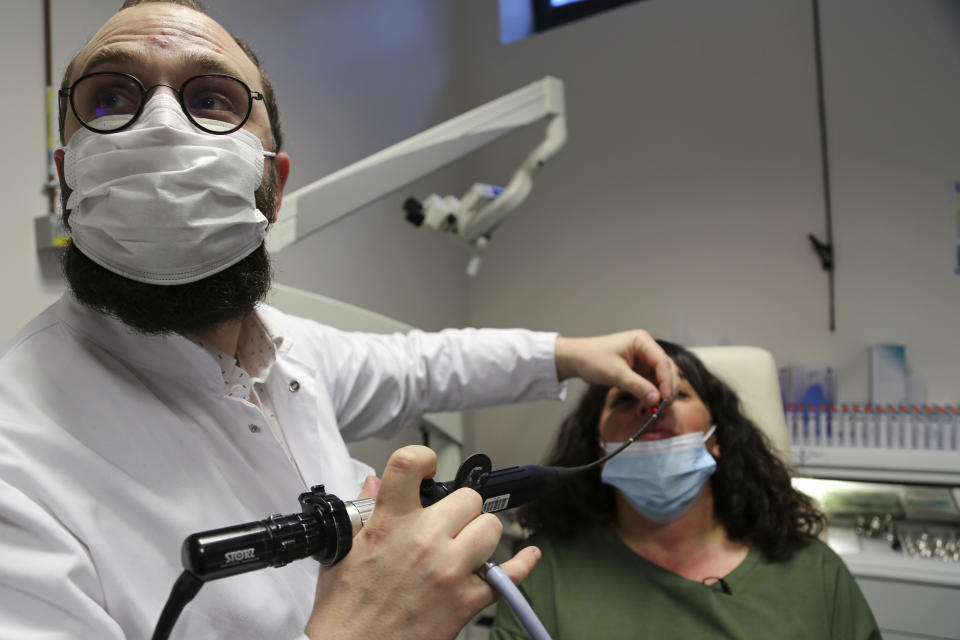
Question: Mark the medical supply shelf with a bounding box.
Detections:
[838,534,960,588]
[787,402,960,638]
[794,453,960,639]
[839,535,960,640]
[793,446,960,485]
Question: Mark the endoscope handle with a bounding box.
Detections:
[182,462,579,582]
[419,464,578,513]
[181,485,365,582]
[166,463,573,640]
[419,478,457,506]
[475,465,578,512]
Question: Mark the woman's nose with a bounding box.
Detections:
[637,399,669,418]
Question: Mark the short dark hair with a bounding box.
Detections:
[58,0,283,150]
[518,340,826,561]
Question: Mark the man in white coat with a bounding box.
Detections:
[0,1,679,638]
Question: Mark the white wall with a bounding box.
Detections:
[459,0,960,466]
[0,1,113,344]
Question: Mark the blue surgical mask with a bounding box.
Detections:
[600,426,717,523]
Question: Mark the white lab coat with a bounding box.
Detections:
[0,294,562,639]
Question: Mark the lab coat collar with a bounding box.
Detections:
[56,294,281,395]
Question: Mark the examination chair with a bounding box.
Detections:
[690,346,791,465]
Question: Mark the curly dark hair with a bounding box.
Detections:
[517,340,825,561]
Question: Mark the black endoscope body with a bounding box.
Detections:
[157,455,581,640]
[181,487,353,581]
[181,453,579,582]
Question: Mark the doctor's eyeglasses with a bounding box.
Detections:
[59,72,265,135]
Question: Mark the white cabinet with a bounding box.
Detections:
[794,447,960,639]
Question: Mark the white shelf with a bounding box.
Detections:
[793,446,960,485]
[836,536,960,588]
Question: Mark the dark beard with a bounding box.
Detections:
[61,170,277,335]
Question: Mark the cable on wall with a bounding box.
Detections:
[809,0,837,332]
[43,0,58,216]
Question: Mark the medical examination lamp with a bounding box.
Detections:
[266,76,566,275]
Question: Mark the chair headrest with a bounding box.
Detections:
[689,346,791,464]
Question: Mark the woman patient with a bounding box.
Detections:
[491,341,879,639]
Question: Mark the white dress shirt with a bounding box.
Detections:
[0,294,562,639]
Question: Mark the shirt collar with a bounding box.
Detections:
[188,309,285,399]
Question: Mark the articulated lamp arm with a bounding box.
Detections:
[266,76,566,275]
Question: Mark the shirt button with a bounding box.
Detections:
[248,424,261,434]
[288,380,300,392]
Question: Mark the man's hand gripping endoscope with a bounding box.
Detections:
[180,451,569,579]
[181,399,667,580]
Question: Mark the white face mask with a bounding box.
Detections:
[63,94,274,285]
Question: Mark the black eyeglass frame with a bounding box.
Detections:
[59,71,266,136]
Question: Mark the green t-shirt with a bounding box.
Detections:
[490,525,880,639]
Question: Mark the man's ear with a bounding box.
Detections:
[54,149,66,190]
[270,151,291,224]
[54,148,71,227]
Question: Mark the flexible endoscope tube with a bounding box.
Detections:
[151,571,203,640]
[480,560,551,640]
[563,397,667,474]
